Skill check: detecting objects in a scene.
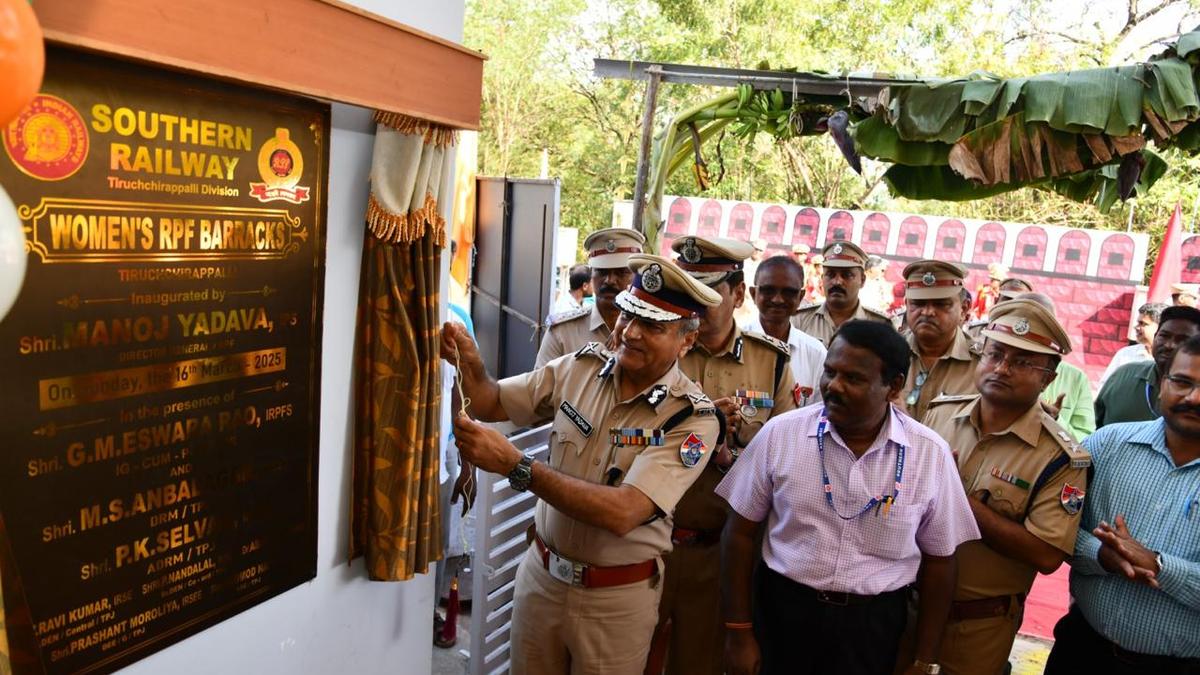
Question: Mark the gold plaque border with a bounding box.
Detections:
[17,198,307,263]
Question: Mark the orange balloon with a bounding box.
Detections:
[0,0,45,128]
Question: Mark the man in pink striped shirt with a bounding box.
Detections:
[717,320,979,675]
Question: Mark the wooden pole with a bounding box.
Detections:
[630,66,663,236]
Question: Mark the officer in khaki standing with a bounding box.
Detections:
[646,236,798,675]
[535,227,645,367]
[898,260,981,419]
[791,240,893,346]
[897,299,1090,675]
[443,254,722,675]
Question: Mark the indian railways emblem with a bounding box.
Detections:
[642,263,664,292]
[921,272,936,286]
[3,94,89,181]
[680,432,707,468]
[249,127,311,204]
[681,237,702,263]
[1013,318,1031,335]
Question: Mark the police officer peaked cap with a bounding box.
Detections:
[583,227,646,269]
[821,240,868,269]
[903,260,967,300]
[616,254,721,322]
[983,299,1072,356]
[671,236,755,286]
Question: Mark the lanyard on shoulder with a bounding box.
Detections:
[816,411,905,519]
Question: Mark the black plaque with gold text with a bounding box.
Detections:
[0,47,327,674]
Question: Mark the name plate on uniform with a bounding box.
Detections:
[0,47,327,674]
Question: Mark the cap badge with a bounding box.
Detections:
[832,244,843,255]
[1013,318,1031,335]
[921,272,936,287]
[642,264,664,293]
[605,239,617,253]
[681,238,702,263]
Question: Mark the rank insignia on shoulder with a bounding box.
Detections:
[549,307,589,327]
[687,392,712,406]
[929,393,977,406]
[597,356,617,379]
[575,342,605,358]
[743,331,790,355]
[1060,484,1085,515]
[680,432,707,467]
[610,428,664,446]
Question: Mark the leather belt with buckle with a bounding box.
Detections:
[533,536,656,588]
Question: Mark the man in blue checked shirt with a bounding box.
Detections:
[1045,333,1200,674]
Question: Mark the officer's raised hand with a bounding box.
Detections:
[453,414,522,476]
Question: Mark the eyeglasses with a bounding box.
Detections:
[980,349,1055,376]
[905,370,928,407]
[1165,375,1200,397]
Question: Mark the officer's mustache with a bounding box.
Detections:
[1169,403,1200,416]
[598,284,622,295]
[828,286,846,295]
[824,392,843,407]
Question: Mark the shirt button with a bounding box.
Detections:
[593,457,601,465]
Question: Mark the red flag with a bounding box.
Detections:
[1148,203,1184,303]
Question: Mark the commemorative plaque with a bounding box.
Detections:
[0,47,327,674]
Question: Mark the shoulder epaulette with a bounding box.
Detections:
[795,302,821,312]
[863,306,893,321]
[685,391,716,416]
[1042,415,1092,468]
[574,341,610,360]
[967,318,987,328]
[928,393,978,407]
[547,307,590,327]
[742,330,791,356]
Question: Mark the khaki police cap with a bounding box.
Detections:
[998,278,1033,301]
[616,254,722,322]
[1171,282,1200,298]
[903,260,967,300]
[671,236,755,286]
[822,240,868,269]
[982,298,1071,356]
[583,227,646,269]
[988,262,1010,281]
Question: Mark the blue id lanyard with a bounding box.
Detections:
[816,412,905,519]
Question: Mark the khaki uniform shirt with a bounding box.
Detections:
[675,326,798,531]
[900,328,981,420]
[498,343,720,566]
[923,395,1091,600]
[791,299,893,346]
[535,306,611,368]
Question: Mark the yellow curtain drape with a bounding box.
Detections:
[350,112,455,581]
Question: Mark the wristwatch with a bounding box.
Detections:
[912,660,940,674]
[507,454,535,492]
[1155,551,1164,575]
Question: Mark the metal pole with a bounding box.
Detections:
[630,66,663,235]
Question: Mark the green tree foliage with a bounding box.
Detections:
[464,0,1200,279]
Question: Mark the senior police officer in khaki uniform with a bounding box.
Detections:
[645,236,798,675]
[895,299,1090,675]
[535,227,646,367]
[442,254,722,675]
[898,260,981,419]
[791,240,893,345]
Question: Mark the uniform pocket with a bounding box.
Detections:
[980,475,1029,521]
[854,505,921,561]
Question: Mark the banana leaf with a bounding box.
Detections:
[885,149,1166,212]
[851,114,952,165]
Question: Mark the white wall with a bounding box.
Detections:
[119,2,467,673]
